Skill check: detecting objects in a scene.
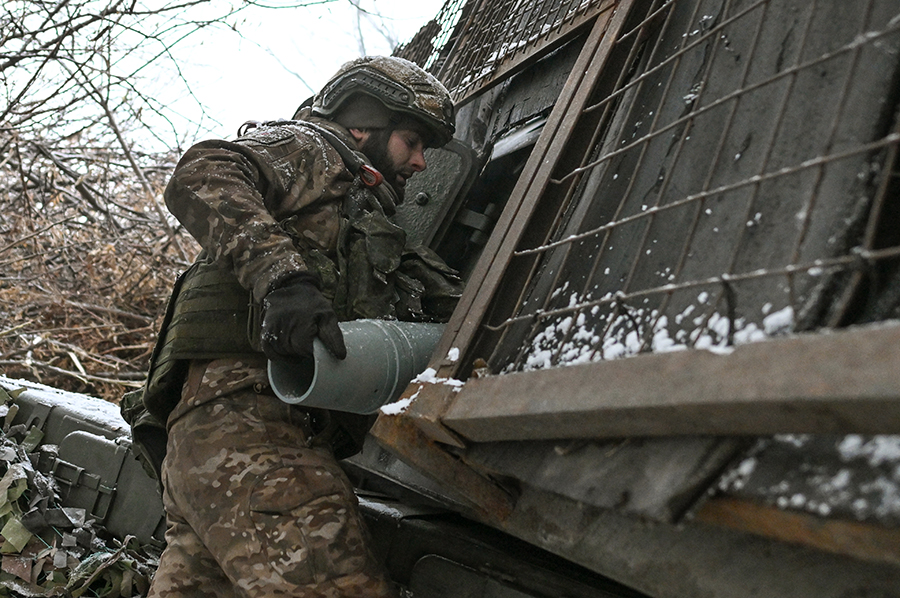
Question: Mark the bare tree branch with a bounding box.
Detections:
[0,0,425,405]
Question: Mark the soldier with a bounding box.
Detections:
[142,56,462,597]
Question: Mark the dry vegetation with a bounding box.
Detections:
[1,0,403,404]
[0,1,221,403]
[0,137,196,402]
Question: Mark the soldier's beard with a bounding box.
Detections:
[359,129,406,202]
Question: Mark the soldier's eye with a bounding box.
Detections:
[402,132,422,150]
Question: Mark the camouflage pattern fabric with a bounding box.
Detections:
[163,116,462,315]
[148,358,397,598]
[164,118,356,303]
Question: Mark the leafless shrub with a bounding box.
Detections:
[0,0,416,403]
[0,0,327,401]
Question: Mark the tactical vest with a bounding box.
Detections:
[141,256,258,424]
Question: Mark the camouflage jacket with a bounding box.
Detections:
[165,115,354,304]
[164,112,462,322]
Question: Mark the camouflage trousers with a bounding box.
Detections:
[147,358,397,598]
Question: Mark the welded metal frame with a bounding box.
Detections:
[378,0,900,447]
[480,0,900,375]
[397,0,616,104]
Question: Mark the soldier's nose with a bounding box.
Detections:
[410,148,426,172]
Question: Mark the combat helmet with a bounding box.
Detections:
[312,56,455,147]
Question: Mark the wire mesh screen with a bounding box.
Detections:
[475,0,900,374]
[395,0,613,102]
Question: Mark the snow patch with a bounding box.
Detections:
[380,396,416,415]
[838,435,900,467]
[512,285,800,374]
[763,306,794,335]
[0,376,129,434]
[380,366,467,416]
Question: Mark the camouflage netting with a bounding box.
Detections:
[0,386,158,597]
[0,132,198,403]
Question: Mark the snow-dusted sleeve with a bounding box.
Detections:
[163,125,352,302]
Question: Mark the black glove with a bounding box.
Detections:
[259,277,347,361]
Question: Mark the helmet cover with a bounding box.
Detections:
[313,56,455,147]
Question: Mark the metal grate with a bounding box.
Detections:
[396,0,613,103]
[461,0,900,374]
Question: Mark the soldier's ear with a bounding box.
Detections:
[348,128,370,146]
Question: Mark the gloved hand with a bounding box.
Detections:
[259,276,347,361]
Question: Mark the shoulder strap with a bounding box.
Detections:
[244,119,384,187]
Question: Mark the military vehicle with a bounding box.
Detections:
[3,0,900,596]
